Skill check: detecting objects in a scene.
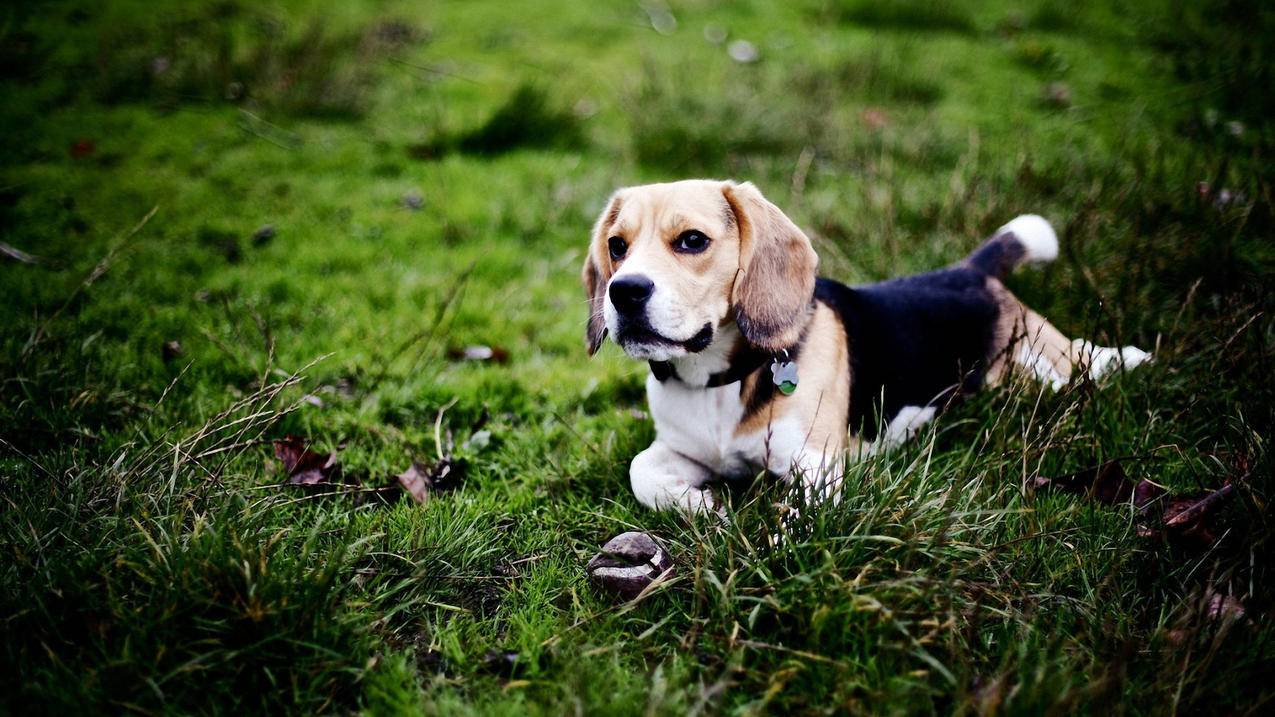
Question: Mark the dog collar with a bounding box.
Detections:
[650,347,798,394]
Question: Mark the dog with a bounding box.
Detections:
[582,180,1150,513]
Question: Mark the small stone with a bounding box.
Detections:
[1043,82,1071,108]
[647,8,677,35]
[480,649,523,678]
[252,224,276,246]
[401,191,424,210]
[727,39,760,64]
[586,531,674,600]
[703,24,728,45]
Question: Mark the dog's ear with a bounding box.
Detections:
[582,191,624,355]
[723,181,818,352]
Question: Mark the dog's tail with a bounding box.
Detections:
[965,214,1058,278]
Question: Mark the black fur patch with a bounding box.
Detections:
[966,233,1026,278]
[815,269,1000,440]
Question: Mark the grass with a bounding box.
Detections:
[2,0,1273,714]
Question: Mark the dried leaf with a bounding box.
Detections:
[273,435,341,485]
[1031,461,1160,505]
[1140,483,1235,547]
[393,457,466,504]
[396,461,432,503]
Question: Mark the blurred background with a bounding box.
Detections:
[2,1,1272,714]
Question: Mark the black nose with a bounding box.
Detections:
[609,275,654,315]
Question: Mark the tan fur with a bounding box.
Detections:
[582,181,746,352]
[583,193,624,354]
[723,182,820,352]
[581,180,818,357]
[736,303,849,452]
[984,277,1080,386]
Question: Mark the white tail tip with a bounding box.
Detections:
[999,214,1058,263]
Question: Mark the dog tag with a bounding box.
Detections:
[771,359,799,395]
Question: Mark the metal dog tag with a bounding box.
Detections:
[771,359,799,395]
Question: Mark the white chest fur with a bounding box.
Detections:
[646,375,751,474]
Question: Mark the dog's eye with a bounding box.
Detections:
[607,236,627,261]
[673,230,710,254]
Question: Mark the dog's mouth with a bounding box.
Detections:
[615,321,713,355]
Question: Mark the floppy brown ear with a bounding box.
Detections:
[582,192,623,355]
[723,181,818,352]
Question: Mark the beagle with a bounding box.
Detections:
[582,180,1150,513]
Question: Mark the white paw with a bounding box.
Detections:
[1120,346,1152,369]
[1073,339,1152,380]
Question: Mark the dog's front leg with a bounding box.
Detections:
[790,450,844,506]
[630,441,720,515]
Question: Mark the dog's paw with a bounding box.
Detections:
[1073,340,1153,381]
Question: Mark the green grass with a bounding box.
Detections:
[2,0,1273,714]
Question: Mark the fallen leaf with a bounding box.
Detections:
[447,345,510,364]
[396,462,432,503]
[1140,483,1235,547]
[1031,460,1162,505]
[273,435,341,485]
[393,457,465,503]
[1165,483,1234,528]
[463,429,492,452]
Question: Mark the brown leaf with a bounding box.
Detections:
[1165,483,1234,529]
[273,435,340,485]
[1032,461,1162,505]
[393,457,466,504]
[446,345,510,364]
[1139,483,1235,547]
[396,462,432,503]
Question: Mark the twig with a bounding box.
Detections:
[1165,483,1237,528]
[1,241,41,264]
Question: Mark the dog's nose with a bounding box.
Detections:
[609,275,654,315]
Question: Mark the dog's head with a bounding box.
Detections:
[582,179,818,361]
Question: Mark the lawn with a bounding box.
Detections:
[2,0,1273,714]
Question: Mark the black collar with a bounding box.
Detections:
[649,344,772,388]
